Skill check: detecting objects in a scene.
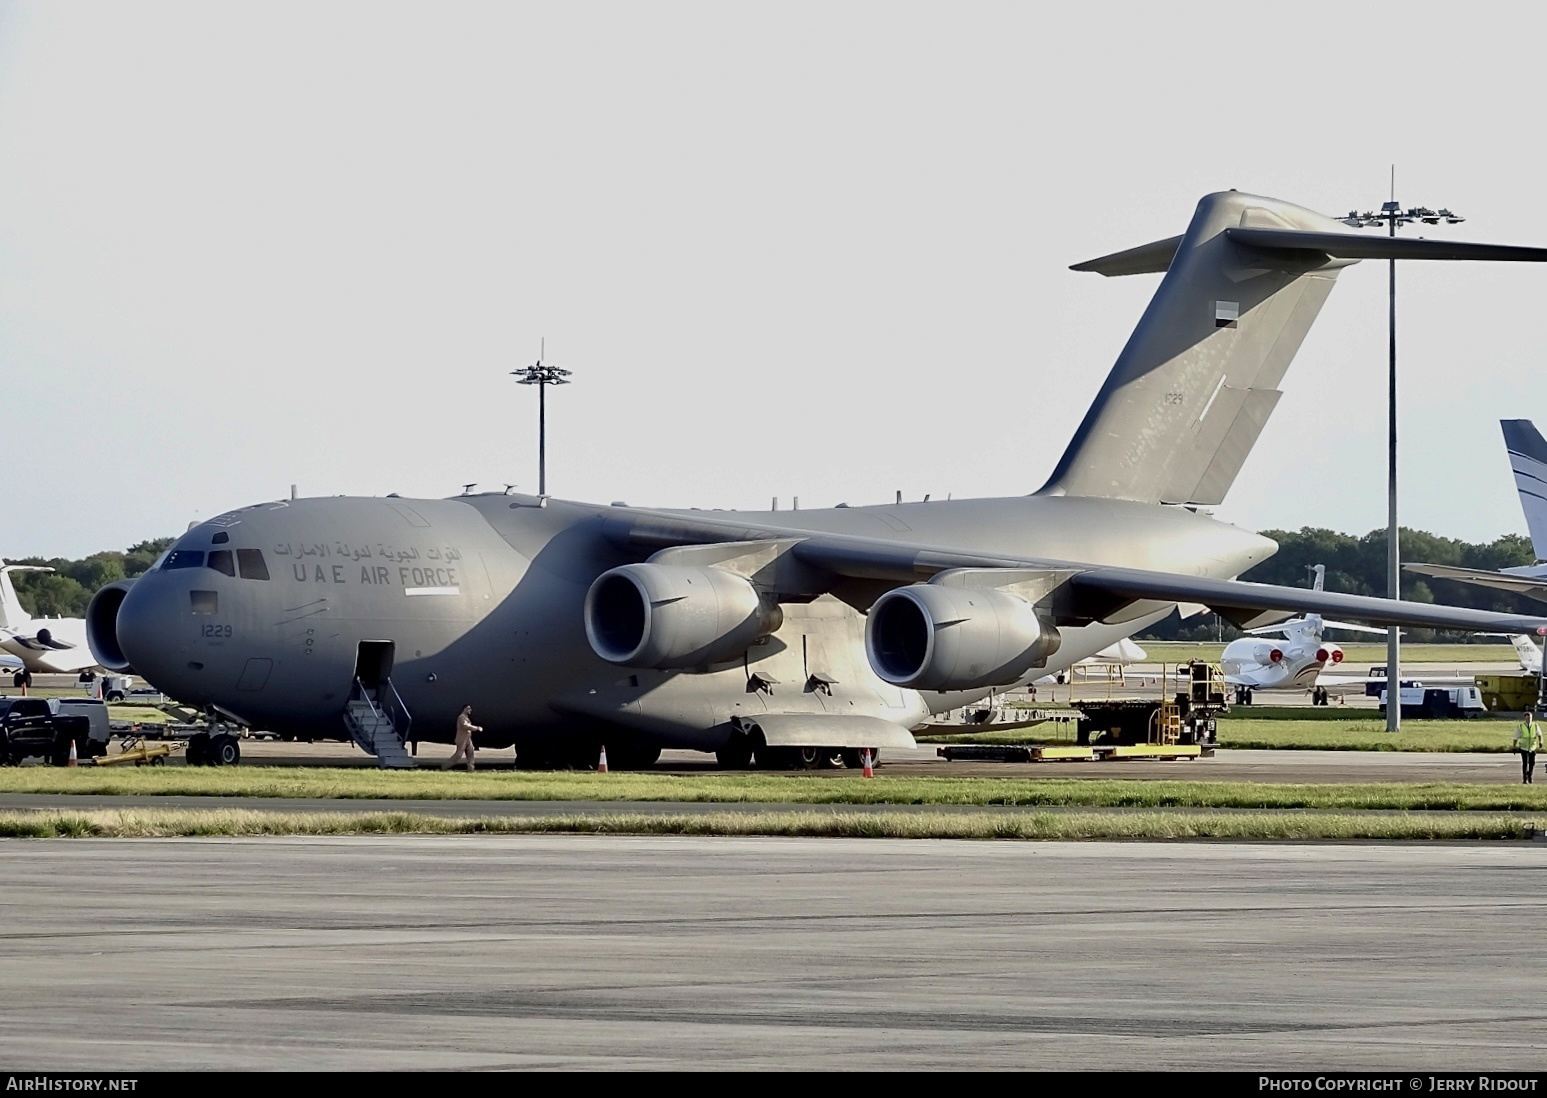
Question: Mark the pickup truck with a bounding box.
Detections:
[0,696,107,765]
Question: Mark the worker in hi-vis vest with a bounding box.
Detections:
[1514,712,1543,785]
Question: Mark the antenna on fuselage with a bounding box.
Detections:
[461,483,477,495]
[503,484,517,495]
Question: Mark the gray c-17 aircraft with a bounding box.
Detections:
[85,190,1547,768]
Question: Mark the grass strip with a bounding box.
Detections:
[2,768,1546,811]
[919,719,1517,752]
[0,808,1540,841]
[1219,722,1515,753]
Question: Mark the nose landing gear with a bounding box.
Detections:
[186,712,243,766]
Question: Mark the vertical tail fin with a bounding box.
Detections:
[1040,192,1354,506]
[0,561,52,631]
[1511,633,1544,675]
[1309,564,1326,592]
[1501,420,1547,561]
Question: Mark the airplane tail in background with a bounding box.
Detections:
[1501,419,1547,561]
[1509,633,1544,675]
[0,561,30,630]
[0,560,51,631]
[1040,192,1547,507]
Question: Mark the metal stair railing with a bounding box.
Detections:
[380,676,413,744]
[346,677,389,752]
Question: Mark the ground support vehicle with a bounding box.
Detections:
[93,736,177,767]
[0,696,102,765]
[937,662,1227,764]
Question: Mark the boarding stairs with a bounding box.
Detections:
[343,676,415,769]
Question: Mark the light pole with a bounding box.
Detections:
[1341,199,1464,730]
[510,340,572,497]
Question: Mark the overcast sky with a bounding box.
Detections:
[5,2,1547,560]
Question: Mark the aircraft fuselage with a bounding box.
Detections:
[94,491,1275,752]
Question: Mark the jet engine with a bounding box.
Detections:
[1250,644,1285,667]
[584,563,782,669]
[864,583,1061,691]
[1316,644,1344,664]
[85,579,136,673]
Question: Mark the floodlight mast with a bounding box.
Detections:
[1341,196,1465,731]
[510,339,573,497]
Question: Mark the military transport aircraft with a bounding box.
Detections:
[87,191,1547,768]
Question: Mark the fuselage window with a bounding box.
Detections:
[236,549,270,581]
[208,550,236,577]
[163,550,205,570]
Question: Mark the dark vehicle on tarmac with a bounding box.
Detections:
[0,696,103,766]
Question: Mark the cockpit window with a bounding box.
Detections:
[236,549,270,581]
[211,531,230,544]
[163,550,205,570]
[207,550,236,577]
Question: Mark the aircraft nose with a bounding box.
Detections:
[112,573,198,695]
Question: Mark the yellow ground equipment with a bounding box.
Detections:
[1477,673,1541,714]
[94,736,178,767]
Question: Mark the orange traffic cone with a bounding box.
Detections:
[597,745,608,774]
[67,738,77,767]
[861,748,874,778]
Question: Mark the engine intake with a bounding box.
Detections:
[865,583,1061,691]
[86,579,136,673]
[584,563,782,669]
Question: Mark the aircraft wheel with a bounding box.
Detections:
[563,739,602,771]
[609,744,661,770]
[840,748,864,770]
[515,741,563,770]
[211,736,240,766]
[754,746,797,770]
[796,746,823,770]
[715,737,754,770]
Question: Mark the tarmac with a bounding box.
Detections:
[2,836,1545,1070]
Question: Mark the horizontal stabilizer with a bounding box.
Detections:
[1405,562,1547,604]
[1226,227,1547,264]
[1069,235,1184,277]
[1319,620,1393,635]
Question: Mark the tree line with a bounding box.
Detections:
[6,527,1539,642]
[7,539,175,618]
[1144,526,1539,641]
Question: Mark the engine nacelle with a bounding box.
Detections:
[865,583,1061,691]
[86,579,136,673]
[584,563,782,670]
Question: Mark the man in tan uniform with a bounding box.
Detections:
[446,704,482,771]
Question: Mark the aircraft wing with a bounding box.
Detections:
[1405,562,1547,603]
[0,628,97,674]
[608,511,1547,635]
